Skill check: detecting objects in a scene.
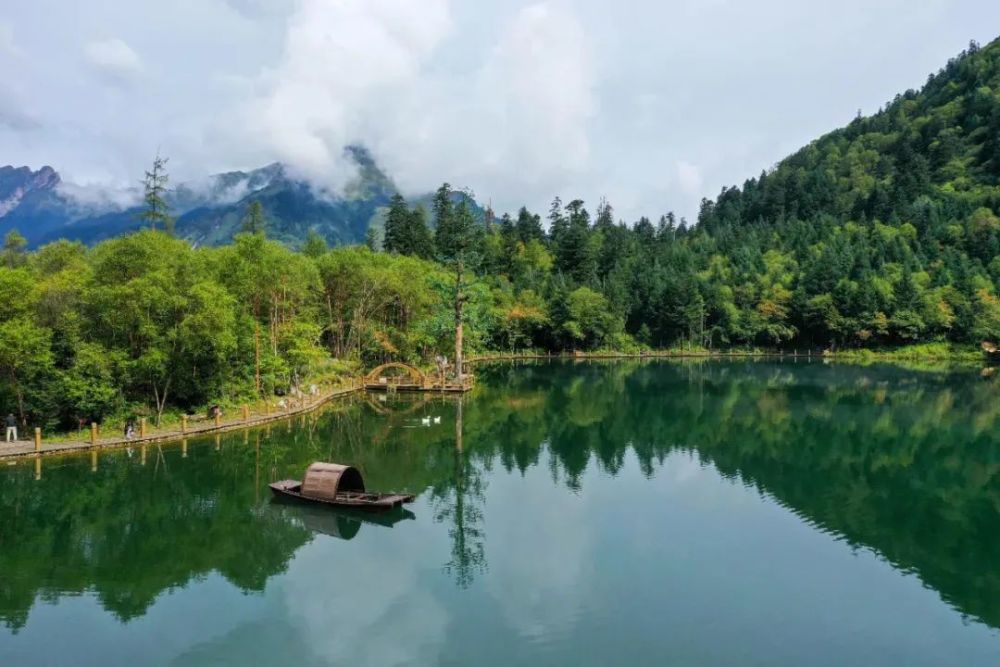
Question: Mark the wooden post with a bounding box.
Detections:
[180,440,187,458]
[91,449,97,472]
[254,324,261,396]
[242,405,249,422]
[214,411,221,428]
[34,427,41,453]
[141,444,148,465]
[456,397,463,454]
[90,422,98,447]
[140,418,147,438]
[181,414,188,434]
[34,456,41,481]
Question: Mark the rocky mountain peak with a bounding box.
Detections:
[0,165,62,217]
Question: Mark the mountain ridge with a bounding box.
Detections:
[0,147,448,248]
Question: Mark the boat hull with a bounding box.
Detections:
[268,479,414,512]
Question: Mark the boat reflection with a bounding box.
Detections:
[270,498,416,541]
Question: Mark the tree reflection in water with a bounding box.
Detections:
[0,360,997,631]
[432,396,487,589]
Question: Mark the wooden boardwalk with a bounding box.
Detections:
[0,383,363,461]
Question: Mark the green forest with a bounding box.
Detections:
[1,38,1000,430]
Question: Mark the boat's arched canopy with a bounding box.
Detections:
[301,462,366,500]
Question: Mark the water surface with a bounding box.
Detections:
[1,360,998,666]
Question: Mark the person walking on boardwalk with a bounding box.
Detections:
[5,413,17,442]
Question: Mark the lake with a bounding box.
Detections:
[0,360,998,666]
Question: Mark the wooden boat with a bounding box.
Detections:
[269,462,414,512]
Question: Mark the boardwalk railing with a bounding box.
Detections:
[0,380,363,462]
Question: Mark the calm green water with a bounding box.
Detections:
[0,360,998,666]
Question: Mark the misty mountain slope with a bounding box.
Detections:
[0,147,419,248]
[0,165,60,217]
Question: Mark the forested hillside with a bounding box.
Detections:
[690,37,1000,347]
[469,36,1000,351]
[1,38,999,431]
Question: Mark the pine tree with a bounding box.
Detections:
[556,199,596,286]
[139,153,174,234]
[498,212,518,251]
[594,197,614,230]
[383,193,410,254]
[515,206,544,243]
[240,200,266,235]
[406,207,435,260]
[431,186,476,379]
[547,196,566,254]
[435,184,474,262]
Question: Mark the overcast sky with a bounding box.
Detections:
[1,0,998,221]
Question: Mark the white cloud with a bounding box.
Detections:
[2,0,1000,221]
[84,38,143,84]
[56,179,140,210]
[0,21,20,57]
[235,0,452,193]
[282,519,450,666]
[0,91,39,131]
[223,0,293,19]
[232,0,594,205]
[676,161,703,197]
[483,459,597,640]
[425,1,594,201]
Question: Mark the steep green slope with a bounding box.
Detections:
[702,39,1000,232]
[679,38,1000,347]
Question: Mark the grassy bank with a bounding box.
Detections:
[470,343,985,365]
[823,343,982,363]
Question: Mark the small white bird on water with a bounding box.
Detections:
[421,416,431,426]
[433,416,441,424]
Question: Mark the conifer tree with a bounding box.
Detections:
[139,153,174,234]
[433,183,462,260]
[240,200,266,235]
[515,206,544,243]
[383,193,410,254]
[406,206,435,260]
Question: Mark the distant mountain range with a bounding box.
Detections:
[0,147,470,248]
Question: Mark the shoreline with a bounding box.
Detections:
[4,346,986,462]
[467,345,985,365]
[0,383,364,463]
